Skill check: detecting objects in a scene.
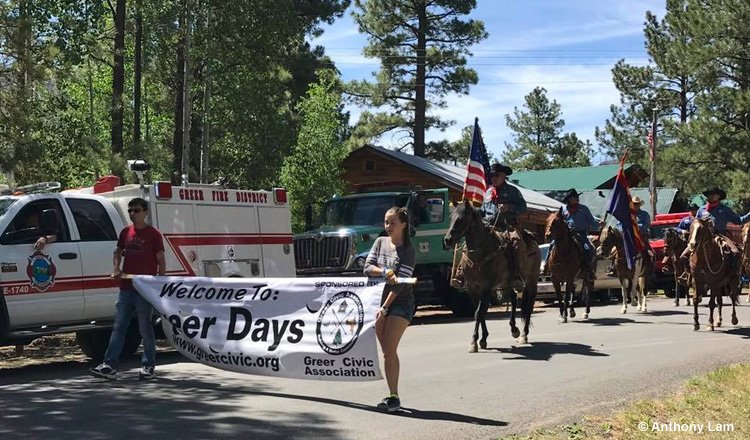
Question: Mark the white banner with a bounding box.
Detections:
[133,276,384,381]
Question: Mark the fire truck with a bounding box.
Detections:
[0,164,294,360]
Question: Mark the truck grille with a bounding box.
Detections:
[294,235,351,270]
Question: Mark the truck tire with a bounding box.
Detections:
[76,321,141,362]
[664,287,676,298]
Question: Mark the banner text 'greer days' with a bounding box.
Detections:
[167,307,304,351]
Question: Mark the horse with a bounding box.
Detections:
[664,228,691,306]
[688,218,740,331]
[744,223,750,301]
[443,200,541,351]
[596,226,650,313]
[544,210,592,322]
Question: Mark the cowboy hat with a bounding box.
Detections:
[702,186,727,200]
[490,162,513,176]
[562,188,583,204]
[632,196,644,205]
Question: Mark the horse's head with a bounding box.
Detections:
[545,208,568,242]
[664,228,686,253]
[688,216,714,251]
[443,199,481,249]
[597,226,620,257]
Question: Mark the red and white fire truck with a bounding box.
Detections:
[0,169,294,359]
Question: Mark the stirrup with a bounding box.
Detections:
[450,278,464,289]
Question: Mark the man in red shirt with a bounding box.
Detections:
[90,197,166,380]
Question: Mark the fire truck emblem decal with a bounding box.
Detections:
[26,251,57,292]
[316,291,364,355]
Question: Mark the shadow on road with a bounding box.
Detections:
[646,310,691,317]
[239,389,508,427]
[724,327,750,339]
[574,317,651,326]
[0,355,343,440]
[486,341,609,361]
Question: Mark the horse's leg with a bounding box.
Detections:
[519,287,532,345]
[693,281,702,331]
[554,280,566,323]
[716,286,723,328]
[469,292,483,353]
[568,278,577,319]
[621,277,629,314]
[583,278,591,320]
[640,275,648,313]
[706,288,715,331]
[731,282,739,325]
[508,289,521,339]
[479,291,490,349]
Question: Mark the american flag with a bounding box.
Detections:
[462,118,491,204]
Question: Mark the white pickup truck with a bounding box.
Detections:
[0,176,295,360]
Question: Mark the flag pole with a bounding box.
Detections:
[650,108,658,217]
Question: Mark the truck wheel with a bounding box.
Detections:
[664,287,676,298]
[76,321,141,362]
[676,284,689,299]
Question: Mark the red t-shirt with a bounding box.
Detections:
[117,225,165,288]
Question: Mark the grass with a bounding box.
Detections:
[501,363,750,439]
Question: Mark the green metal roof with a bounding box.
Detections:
[510,164,640,191]
[573,187,679,219]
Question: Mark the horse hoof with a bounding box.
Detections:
[621,308,627,314]
[716,321,722,328]
[693,324,700,331]
[642,307,648,313]
[583,313,589,320]
[732,316,739,325]
[518,335,528,345]
[479,340,488,350]
[673,301,679,306]
[468,344,478,353]
[706,325,714,331]
[558,316,567,324]
[511,328,521,338]
[570,309,576,318]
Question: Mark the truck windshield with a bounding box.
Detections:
[0,198,17,219]
[321,195,409,227]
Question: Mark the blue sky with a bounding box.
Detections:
[309,0,666,164]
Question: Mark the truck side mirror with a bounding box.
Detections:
[40,209,59,235]
[304,204,313,231]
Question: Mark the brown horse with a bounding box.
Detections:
[443,200,541,351]
[597,226,650,313]
[664,228,691,306]
[544,210,592,322]
[687,218,740,331]
[742,223,750,303]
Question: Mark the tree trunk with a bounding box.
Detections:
[413,0,427,157]
[133,0,143,153]
[172,15,186,183]
[110,0,126,157]
[180,0,193,181]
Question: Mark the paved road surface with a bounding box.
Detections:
[2,297,750,440]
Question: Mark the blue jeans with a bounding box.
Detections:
[103,288,156,369]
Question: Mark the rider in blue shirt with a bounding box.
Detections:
[679,187,750,280]
[543,188,600,279]
[676,204,699,235]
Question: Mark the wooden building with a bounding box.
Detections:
[341,146,563,240]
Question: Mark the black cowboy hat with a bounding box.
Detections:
[702,186,727,200]
[562,188,582,204]
[490,162,513,176]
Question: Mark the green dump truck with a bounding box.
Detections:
[293,186,475,316]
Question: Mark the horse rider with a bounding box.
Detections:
[678,186,750,281]
[606,196,652,276]
[482,162,527,229]
[450,162,527,288]
[543,188,600,280]
[676,203,699,236]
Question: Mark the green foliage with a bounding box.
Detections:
[502,87,591,170]
[280,69,349,232]
[349,0,487,157]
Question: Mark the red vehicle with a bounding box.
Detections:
[649,211,743,297]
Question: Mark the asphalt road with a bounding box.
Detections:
[3,296,750,440]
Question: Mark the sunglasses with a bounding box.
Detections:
[127,208,144,214]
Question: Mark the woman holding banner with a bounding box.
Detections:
[364,207,416,413]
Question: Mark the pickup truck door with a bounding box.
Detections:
[0,197,84,328]
[65,198,121,321]
[409,191,449,263]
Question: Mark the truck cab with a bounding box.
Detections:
[294,186,475,316]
